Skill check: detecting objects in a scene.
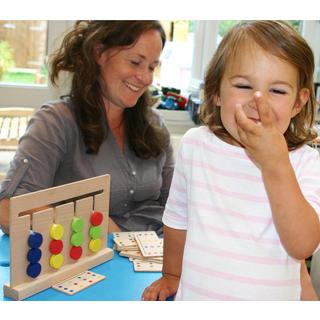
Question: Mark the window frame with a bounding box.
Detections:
[0,20,74,108]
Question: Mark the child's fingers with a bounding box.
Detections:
[158,288,172,301]
[236,124,248,145]
[235,103,256,133]
[142,286,160,301]
[254,91,274,126]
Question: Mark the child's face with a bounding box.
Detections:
[215,42,309,147]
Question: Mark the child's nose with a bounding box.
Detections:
[247,96,257,110]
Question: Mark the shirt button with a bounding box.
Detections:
[124,203,128,207]
[130,189,134,194]
[23,158,28,164]
[132,171,136,176]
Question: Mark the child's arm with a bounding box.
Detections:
[235,92,320,260]
[300,260,319,300]
[142,225,186,301]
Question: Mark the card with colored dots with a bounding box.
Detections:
[134,232,163,257]
[52,271,105,295]
[132,259,162,272]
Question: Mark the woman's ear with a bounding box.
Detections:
[291,88,310,118]
[95,44,104,65]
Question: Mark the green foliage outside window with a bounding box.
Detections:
[0,41,14,80]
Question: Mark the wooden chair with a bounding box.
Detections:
[0,107,35,180]
[0,107,34,151]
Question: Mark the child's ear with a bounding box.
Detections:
[213,94,221,106]
[291,88,310,118]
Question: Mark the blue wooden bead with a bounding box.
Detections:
[26,262,41,278]
[27,248,42,263]
[28,232,43,248]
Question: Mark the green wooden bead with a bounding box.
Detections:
[71,217,84,233]
[89,226,102,240]
[70,232,84,246]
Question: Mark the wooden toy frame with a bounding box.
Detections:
[3,174,113,300]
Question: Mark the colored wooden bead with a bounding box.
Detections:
[28,231,43,248]
[49,239,63,255]
[69,246,83,260]
[88,238,102,253]
[26,262,41,278]
[90,211,103,226]
[50,224,64,240]
[49,253,64,269]
[71,217,84,233]
[27,248,42,263]
[70,232,84,247]
[89,226,102,240]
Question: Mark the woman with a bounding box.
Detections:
[0,21,174,235]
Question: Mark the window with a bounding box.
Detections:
[155,20,195,93]
[0,21,73,108]
[0,20,48,86]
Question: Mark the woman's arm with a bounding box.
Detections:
[0,198,9,234]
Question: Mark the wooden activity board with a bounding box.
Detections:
[3,174,113,300]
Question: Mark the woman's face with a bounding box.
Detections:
[97,29,163,112]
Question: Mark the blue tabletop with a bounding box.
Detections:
[0,231,161,301]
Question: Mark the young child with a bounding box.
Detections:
[142,21,320,300]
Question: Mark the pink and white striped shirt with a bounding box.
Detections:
[163,126,320,300]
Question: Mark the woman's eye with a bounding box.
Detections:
[270,88,286,95]
[130,60,140,66]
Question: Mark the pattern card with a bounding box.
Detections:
[133,259,163,272]
[135,232,163,257]
[120,250,163,263]
[52,271,105,295]
[113,232,139,250]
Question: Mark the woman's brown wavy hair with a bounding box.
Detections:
[201,20,317,150]
[50,20,167,157]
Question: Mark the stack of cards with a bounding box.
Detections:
[113,231,163,272]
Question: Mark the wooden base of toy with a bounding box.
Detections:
[3,174,113,301]
[4,247,113,300]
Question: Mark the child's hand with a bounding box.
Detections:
[141,274,179,301]
[234,91,289,169]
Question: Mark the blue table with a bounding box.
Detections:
[0,231,161,301]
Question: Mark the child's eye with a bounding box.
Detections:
[270,88,286,95]
[235,84,252,90]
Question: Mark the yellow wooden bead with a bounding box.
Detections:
[88,238,102,253]
[50,224,64,240]
[49,253,64,269]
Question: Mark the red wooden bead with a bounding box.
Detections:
[49,239,63,254]
[90,211,103,226]
[69,246,83,260]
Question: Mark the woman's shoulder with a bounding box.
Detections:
[34,96,77,127]
[39,96,75,117]
[149,107,166,126]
